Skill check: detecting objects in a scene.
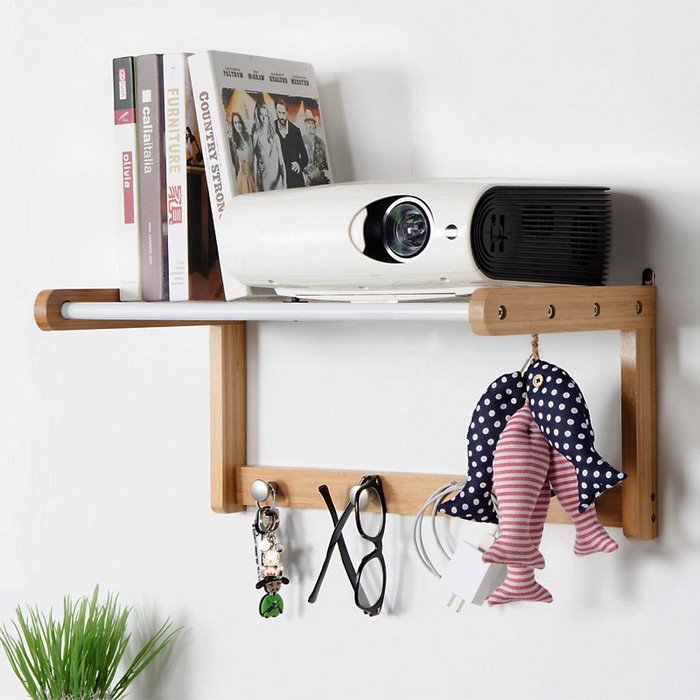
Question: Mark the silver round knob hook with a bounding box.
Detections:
[251,479,277,506]
[349,484,370,510]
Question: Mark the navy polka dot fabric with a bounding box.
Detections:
[525,360,626,512]
[438,372,526,523]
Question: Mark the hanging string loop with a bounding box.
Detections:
[520,333,540,373]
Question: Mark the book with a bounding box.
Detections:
[163,53,225,301]
[135,53,169,301]
[187,51,333,299]
[112,56,141,301]
[163,53,190,301]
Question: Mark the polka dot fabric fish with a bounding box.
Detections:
[438,372,526,523]
[525,360,626,512]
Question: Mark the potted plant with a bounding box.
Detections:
[0,586,179,700]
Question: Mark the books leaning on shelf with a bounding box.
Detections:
[113,53,225,301]
[188,51,333,300]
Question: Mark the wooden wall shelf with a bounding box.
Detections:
[34,284,658,540]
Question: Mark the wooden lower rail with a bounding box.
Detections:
[34,285,657,540]
[232,464,623,528]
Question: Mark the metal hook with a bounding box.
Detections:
[251,479,277,509]
[349,481,371,510]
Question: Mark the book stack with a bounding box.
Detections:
[113,53,223,301]
[113,51,333,302]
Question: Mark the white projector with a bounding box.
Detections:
[216,179,611,301]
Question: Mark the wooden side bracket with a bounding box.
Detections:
[210,285,657,539]
[210,325,246,514]
[33,285,658,539]
[467,285,657,538]
[620,326,658,539]
[468,285,656,335]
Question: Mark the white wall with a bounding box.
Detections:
[2,1,698,698]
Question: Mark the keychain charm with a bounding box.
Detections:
[251,480,290,618]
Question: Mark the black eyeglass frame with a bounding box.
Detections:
[307,474,387,616]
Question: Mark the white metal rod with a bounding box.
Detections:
[61,300,471,323]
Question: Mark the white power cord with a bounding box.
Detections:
[413,481,463,578]
[413,482,504,610]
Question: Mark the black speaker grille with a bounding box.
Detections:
[471,187,611,284]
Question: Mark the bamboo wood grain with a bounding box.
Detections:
[469,285,655,335]
[620,325,658,539]
[210,324,246,513]
[233,464,622,527]
[34,289,216,331]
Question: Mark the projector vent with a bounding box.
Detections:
[471,187,611,285]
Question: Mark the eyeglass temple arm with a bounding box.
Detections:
[307,488,356,604]
[319,485,374,609]
[308,484,372,606]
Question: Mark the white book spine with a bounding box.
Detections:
[187,52,248,300]
[163,53,190,301]
[112,57,142,301]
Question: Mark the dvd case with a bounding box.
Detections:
[188,51,333,299]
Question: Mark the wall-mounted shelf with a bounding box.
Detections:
[34,284,657,540]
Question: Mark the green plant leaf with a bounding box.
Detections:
[111,618,179,700]
[0,587,179,700]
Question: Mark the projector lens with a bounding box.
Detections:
[383,200,430,259]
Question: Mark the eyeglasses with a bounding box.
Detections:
[308,474,387,616]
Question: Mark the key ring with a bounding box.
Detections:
[252,479,279,534]
[254,505,280,534]
[249,480,289,618]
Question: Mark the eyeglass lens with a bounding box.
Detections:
[357,554,385,609]
[356,485,384,538]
